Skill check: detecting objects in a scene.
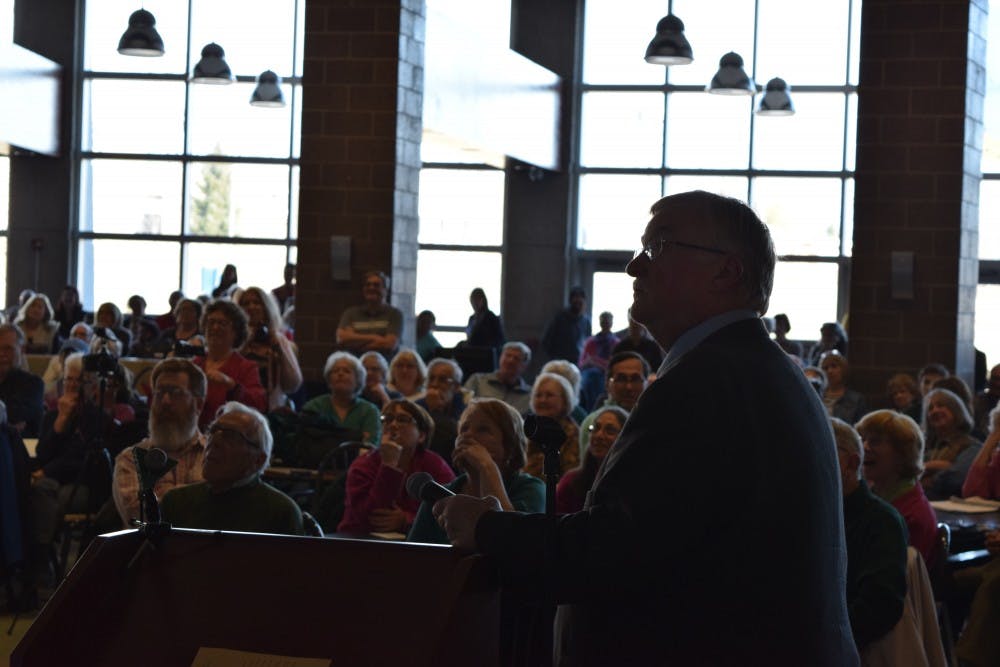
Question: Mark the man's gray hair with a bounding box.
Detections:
[427,357,463,385]
[830,417,863,480]
[503,341,531,363]
[217,402,273,470]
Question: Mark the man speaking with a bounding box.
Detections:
[435,191,858,665]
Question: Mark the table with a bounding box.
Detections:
[935,508,1000,565]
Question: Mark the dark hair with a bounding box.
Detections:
[606,351,651,382]
[918,363,950,380]
[364,270,390,290]
[470,287,488,308]
[201,299,250,349]
[174,297,203,323]
[127,295,146,312]
[569,286,586,299]
[774,313,790,331]
[151,357,207,398]
[651,190,776,315]
[382,399,435,451]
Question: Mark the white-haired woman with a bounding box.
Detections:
[541,359,588,424]
[387,347,427,400]
[921,387,982,500]
[237,286,303,411]
[359,351,400,409]
[523,372,580,478]
[301,352,380,445]
[16,293,62,354]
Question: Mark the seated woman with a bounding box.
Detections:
[819,351,868,424]
[338,399,454,535]
[359,351,401,409]
[856,410,939,566]
[387,348,427,401]
[15,293,62,354]
[541,360,588,424]
[301,352,381,445]
[921,387,981,500]
[94,302,133,356]
[556,406,627,514]
[53,285,85,340]
[237,286,302,411]
[523,372,580,479]
[964,404,1000,499]
[160,298,205,354]
[194,299,266,429]
[886,372,921,423]
[408,398,545,543]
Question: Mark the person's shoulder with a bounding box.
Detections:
[353,396,380,415]
[163,480,207,504]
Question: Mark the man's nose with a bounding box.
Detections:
[625,254,643,277]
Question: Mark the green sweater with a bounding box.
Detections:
[161,477,305,536]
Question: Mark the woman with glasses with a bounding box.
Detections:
[301,352,380,445]
[358,351,400,410]
[920,387,981,500]
[523,372,580,479]
[557,406,627,514]
[193,299,266,430]
[408,398,545,543]
[387,347,427,400]
[337,399,454,535]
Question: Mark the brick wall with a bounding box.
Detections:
[296,0,425,380]
[849,0,985,396]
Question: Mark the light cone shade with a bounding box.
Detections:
[118,9,164,57]
[707,52,756,95]
[644,14,693,66]
[191,42,234,84]
[756,78,795,116]
[250,70,286,107]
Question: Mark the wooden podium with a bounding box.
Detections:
[12,529,501,666]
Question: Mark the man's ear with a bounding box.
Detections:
[712,254,745,291]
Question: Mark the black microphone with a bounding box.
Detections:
[134,447,178,524]
[406,471,455,503]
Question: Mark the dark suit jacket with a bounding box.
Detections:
[476,318,859,666]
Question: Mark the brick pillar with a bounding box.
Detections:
[296,0,425,380]
[849,0,985,394]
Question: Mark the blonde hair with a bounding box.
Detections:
[856,409,924,480]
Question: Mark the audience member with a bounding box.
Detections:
[124,295,153,343]
[161,402,303,535]
[416,358,467,467]
[193,299,266,429]
[808,321,848,366]
[578,311,619,372]
[541,286,591,365]
[0,324,44,437]
[154,290,184,332]
[578,352,650,457]
[523,372,580,478]
[42,338,90,409]
[830,418,906,651]
[211,264,239,299]
[16,294,62,355]
[434,190,857,664]
[973,364,1000,439]
[338,399,454,535]
[94,302,132,356]
[415,310,441,363]
[856,410,938,566]
[112,359,207,526]
[964,404,1000,499]
[387,348,427,400]
[408,398,544,543]
[237,286,302,411]
[953,529,1000,667]
[53,286,85,340]
[465,287,505,353]
[271,262,296,314]
[917,363,949,398]
[463,341,532,414]
[301,352,381,445]
[336,270,403,359]
[160,297,204,353]
[803,365,828,397]
[128,320,162,358]
[921,387,981,500]
[772,313,803,358]
[611,314,664,372]
[557,406,627,514]
[886,372,921,423]
[933,375,976,420]
[359,351,400,410]
[820,351,868,424]
[540,360,587,424]
[5,289,34,324]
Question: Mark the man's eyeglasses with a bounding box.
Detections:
[153,385,193,401]
[207,424,259,448]
[587,423,622,437]
[636,237,727,263]
[610,373,645,385]
[381,413,416,426]
[427,374,456,386]
[205,317,232,329]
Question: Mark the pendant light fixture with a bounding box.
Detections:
[191,43,234,84]
[117,9,165,57]
[250,70,286,107]
[644,14,693,66]
[707,52,757,95]
[756,78,795,116]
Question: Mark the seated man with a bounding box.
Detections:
[831,417,907,651]
[0,323,44,437]
[335,270,403,359]
[463,342,532,414]
[161,402,304,535]
[578,352,650,456]
[112,358,207,527]
[417,358,468,468]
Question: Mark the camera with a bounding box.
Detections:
[83,329,118,376]
[523,414,566,449]
[173,341,204,358]
[252,324,270,346]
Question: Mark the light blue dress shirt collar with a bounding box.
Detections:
[656,309,760,378]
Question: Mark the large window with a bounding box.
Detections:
[976,7,1000,370]
[76,0,302,310]
[580,0,860,338]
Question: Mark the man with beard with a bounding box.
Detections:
[112,358,207,527]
